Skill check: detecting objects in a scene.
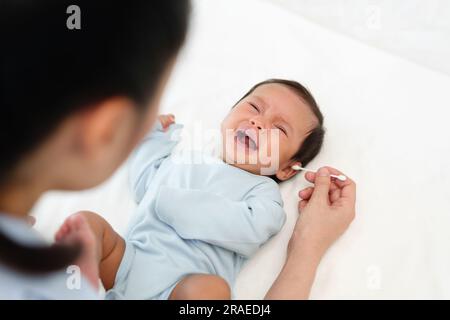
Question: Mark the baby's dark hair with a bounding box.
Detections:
[237,79,325,181]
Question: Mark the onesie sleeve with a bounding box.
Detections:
[154,180,286,258]
[128,121,183,203]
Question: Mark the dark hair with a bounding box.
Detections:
[236,79,325,181]
[0,0,190,273]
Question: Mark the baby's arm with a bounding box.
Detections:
[129,115,182,203]
[155,181,286,257]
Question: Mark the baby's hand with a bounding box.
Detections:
[158,114,175,131]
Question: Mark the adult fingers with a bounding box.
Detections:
[329,188,341,203]
[298,199,308,211]
[304,171,339,191]
[310,167,331,201]
[298,186,314,200]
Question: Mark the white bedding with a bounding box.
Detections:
[31,0,450,299]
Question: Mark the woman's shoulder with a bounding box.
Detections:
[0,261,99,300]
[0,214,99,300]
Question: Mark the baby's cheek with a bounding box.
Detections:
[267,133,281,158]
[272,139,294,167]
[258,141,278,171]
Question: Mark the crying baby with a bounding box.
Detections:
[54,78,325,299]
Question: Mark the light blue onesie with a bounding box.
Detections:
[106,122,286,300]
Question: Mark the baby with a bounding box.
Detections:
[55,79,325,299]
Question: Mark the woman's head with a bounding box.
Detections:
[1,0,189,191]
[0,0,189,273]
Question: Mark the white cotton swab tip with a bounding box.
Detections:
[291,165,347,182]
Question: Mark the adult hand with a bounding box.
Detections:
[291,166,356,257]
[266,166,356,299]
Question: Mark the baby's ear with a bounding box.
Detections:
[275,161,301,181]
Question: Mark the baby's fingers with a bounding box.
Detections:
[159,114,175,130]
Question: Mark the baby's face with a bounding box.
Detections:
[221,83,318,178]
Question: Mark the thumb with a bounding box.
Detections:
[311,167,331,201]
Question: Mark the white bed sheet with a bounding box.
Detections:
[31,0,450,299]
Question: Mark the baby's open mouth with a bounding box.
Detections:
[235,128,258,151]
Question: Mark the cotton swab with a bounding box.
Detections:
[291,165,347,182]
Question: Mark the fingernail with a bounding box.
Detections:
[318,167,329,177]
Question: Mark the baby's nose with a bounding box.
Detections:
[250,120,263,130]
